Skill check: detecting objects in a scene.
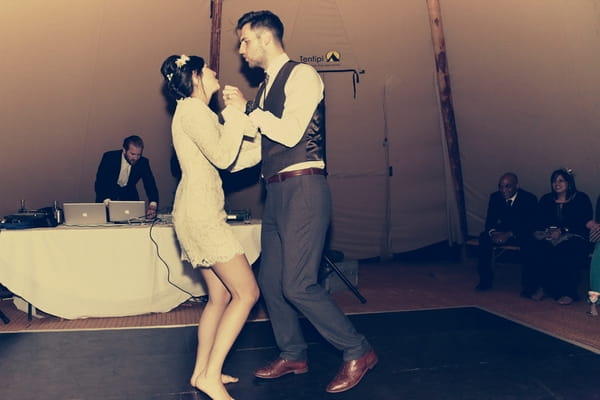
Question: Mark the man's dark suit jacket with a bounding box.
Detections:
[484,188,538,242]
[94,150,159,204]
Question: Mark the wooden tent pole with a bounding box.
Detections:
[426,0,468,241]
[209,0,223,74]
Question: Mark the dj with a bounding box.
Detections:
[94,135,159,219]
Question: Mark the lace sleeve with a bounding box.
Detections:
[180,103,245,169]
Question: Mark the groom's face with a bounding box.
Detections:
[238,24,266,69]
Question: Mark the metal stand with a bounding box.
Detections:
[0,309,9,324]
[0,285,11,324]
[322,255,367,304]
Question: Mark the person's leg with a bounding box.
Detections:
[193,254,259,400]
[555,238,587,301]
[190,268,235,387]
[256,176,374,393]
[528,239,552,299]
[570,239,589,301]
[278,176,370,361]
[476,232,494,289]
[257,184,309,361]
[273,175,376,394]
[519,238,538,296]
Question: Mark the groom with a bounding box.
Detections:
[224,10,377,393]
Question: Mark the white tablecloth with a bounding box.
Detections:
[0,221,261,319]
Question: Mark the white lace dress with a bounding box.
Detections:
[171,97,247,267]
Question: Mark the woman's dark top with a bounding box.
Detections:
[536,191,593,237]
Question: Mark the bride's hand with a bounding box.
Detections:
[222,85,247,112]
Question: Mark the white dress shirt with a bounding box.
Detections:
[249,53,325,172]
[117,151,131,187]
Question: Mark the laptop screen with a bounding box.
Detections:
[108,201,146,222]
[63,203,107,225]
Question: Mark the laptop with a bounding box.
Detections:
[108,201,146,223]
[63,203,108,225]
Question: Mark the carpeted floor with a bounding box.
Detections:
[1,308,599,400]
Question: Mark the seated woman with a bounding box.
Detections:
[527,169,593,305]
[586,196,600,315]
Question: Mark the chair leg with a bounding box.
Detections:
[0,309,10,324]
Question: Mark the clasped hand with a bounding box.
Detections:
[491,231,512,244]
[544,226,562,241]
[222,85,247,112]
[589,221,600,243]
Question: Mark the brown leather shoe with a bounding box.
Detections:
[254,358,309,379]
[326,349,378,393]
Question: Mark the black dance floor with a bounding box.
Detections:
[1,307,599,400]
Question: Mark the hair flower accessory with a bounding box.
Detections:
[561,167,575,176]
[175,54,190,68]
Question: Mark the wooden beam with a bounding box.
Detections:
[426,0,468,241]
[209,0,223,74]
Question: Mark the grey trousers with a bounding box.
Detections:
[258,174,371,362]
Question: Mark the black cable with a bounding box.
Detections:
[147,218,197,299]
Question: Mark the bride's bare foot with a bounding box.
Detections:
[193,375,233,400]
[221,374,239,384]
[191,373,238,387]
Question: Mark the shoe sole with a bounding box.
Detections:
[254,367,309,379]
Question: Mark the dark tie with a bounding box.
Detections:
[506,199,513,207]
[253,73,269,110]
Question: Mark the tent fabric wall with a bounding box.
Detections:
[0,0,210,215]
[442,0,600,235]
[2,1,600,260]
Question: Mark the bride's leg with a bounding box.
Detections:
[190,267,231,387]
[194,254,259,400]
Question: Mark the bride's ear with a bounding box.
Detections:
[192,71,200,87]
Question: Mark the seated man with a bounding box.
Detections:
[94,135,159,219]
[476,172,537,291]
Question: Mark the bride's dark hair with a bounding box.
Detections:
[160,55,205,100]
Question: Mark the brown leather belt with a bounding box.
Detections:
[266,167,326,184]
